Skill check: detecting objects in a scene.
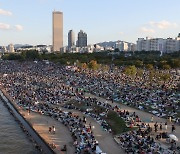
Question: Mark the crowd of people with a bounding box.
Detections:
[115,121,180,153]
[64,96,142,131]
[64,102,112,133]
[66,67,179,123]
[0,61,179,122]
[0,61,104,153]
[0,60,179,153]
[118,128,166,153]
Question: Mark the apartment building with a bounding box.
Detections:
[136,34,180,53]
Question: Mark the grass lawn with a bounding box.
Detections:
[105,111,131,135]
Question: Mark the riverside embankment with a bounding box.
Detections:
[0,89,55,154]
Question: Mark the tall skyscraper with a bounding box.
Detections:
[77,30,87,47]
[52,11,63,52]
[68,30,75,48]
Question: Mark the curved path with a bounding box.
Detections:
[59,107,124,154]
[85,93,180,147]
[1,87,122,154]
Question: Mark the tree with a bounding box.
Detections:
[114,48,120,52]
[124,65,137,77]
[136,69,144,77]
[159,73,171,82]
[149,70,155,81]
[75,60,81,67]
[159,60,167,69]
[135,60,143,67]
[170,59,180,68]
[88,60,98,70]
[81,63,88,69]
[146,64,154,70]
[2,53,24,60]
[101,65,110,72]
[23,50,40,60]
[162,64,171,70]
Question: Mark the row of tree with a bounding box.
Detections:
[1,50,180,69]
[2,50,40,61]
[123,65,171,82]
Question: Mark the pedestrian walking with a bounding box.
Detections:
[169,116,172,123]
[151,116,154,123]
[83,116,86,124]
[61,144,67,151]
[89,122,92,129]
[160,123,162,131]
[52,125,56,134]
[171,125,175,133]
[165,122,167,130]
[154,122,158,132]
[49,127,52,133]
[28,107,30,115]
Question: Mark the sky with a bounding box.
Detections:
[0,0,180,46]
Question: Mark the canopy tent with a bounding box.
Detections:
[169,134,178,141]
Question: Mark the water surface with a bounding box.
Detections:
[0,100,39,154]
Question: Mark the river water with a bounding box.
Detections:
[0,100,39,154]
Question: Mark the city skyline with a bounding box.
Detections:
[0,0,180,46]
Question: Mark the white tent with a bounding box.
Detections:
[169,134,178,141]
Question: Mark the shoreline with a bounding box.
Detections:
[0,87,75,154]
[0,88,55,154]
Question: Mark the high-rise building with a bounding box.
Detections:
[77,30,87,47]
[52,11,63,52]
[8,44,15,53]
[68,30,75,48]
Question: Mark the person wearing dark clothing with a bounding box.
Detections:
[61,145,67,151]
[172,125,175,132]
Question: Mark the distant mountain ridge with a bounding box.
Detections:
[14,44,32,49]
[97,41,116,48]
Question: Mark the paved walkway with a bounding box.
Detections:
[1,88,75,154]
[20,110,75,154]
[60,107,123,154]
[2,88,123,154]
[2,87,179,153]
[21,106,123,154]
[85,93,180,147]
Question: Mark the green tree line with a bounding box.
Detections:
[1,50,180,69]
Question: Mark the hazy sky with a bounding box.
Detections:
[0,0,180,46]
